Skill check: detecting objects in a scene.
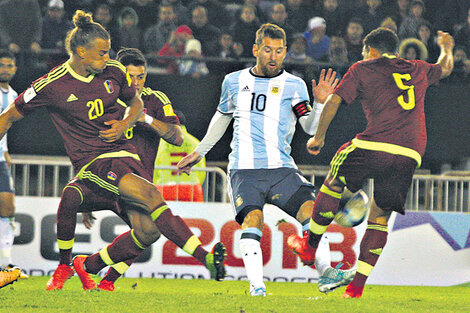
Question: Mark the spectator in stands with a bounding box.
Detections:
[285,33,313,63]
[189,6,221,56]
[304,17,330,62]
[0,0,42,55]
[269,3,295,45]
[241,0,268,24]
[445,46,470,84]
[158,25,193,74]
[187,0,229,29]
[387,0,410,30]
[344,17,364,63]
[154,110,206,202]
[209,32,243,59]
[398,0,427,39]
[230,5,261,58]
[417,21,439,63]
[285,0,312,33]
[143,3,178,56]
[454,7,470,57]
[167,0,191,25]
[398,37,428,61]
[115,7,142,50]
[353,0,389,34]
[178,38,210,78]
[320,0,346,37]
[329,35,349,66]
[41,0,73,50]
[94,4,119,51]
[130,0,161,31]
[380,16,398,34]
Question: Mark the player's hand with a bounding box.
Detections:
[82,212,96,229]
[312,68,339,104]
[99,120,128,142]
[177,151,202,175]
[306,137,324,155]
[437,30,454,52]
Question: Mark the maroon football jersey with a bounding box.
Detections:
[15,60,138,172]
[335,55,441,157]
[125,87,180,176]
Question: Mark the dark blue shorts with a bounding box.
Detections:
[0,161,14,193]
[228,167,315,224]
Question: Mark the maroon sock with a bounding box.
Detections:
[57,186,81,265]
[85,230,146,274]
[102,257,136,283]
[308,187,341,248]
[153,205,207,265]
[351,222,388,288]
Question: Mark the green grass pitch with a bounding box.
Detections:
[1,276,469,313]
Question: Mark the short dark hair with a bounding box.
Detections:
[255,23,286,46]
[363,27,399,54]
[65,10,110,56]
[116,47,147,68]
[0,50,15,61]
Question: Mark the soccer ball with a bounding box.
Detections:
[334,189,369,228]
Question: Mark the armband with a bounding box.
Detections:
[144,114,153,125]
[293,101,312,118]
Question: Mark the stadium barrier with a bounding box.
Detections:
[10,155,470,212]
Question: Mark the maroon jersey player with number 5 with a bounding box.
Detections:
[288,27,454,298]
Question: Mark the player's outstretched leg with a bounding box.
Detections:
[72,255,96,290]
[46,264,75,290]
[0,266,21,289]
[205,242,227,281]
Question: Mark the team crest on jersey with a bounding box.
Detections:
[104,80,114,94]
[107,171,117,181]
[270,83,281,95]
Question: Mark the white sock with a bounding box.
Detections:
[0,216,14,266]
[314,235,331,276]
[239,238,265,289]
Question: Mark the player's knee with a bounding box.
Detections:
[0,205,14,217]
[241,208,263,229]
[133,224,161,246]
[285,186,315,221]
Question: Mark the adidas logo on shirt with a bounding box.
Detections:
[241,86,250,92]
[67,94,78,102]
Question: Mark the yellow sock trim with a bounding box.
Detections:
[130,229,146,250]
[99,247,114,266]
[357,260,374,277]
[150,205,168,221]
[112,262,129,275]
[367,224,388,232]
[57,238,75,250]
[182,235,202,255]
[309,218,328,235]
[319,185,342,199]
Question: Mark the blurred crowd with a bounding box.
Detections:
[1,0,469,82]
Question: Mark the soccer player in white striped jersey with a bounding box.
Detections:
[178,23,355,296]
[0,51,28,279]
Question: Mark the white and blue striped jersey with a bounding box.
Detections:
[0,86,17,162]
[218,68,309,170]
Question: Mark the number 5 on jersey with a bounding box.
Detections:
[392,73,415,110]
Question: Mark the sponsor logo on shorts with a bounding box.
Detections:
[271,194,282,201]
[236,195,243,207]
[107,171,117,181]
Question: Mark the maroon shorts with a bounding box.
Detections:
[66,178,131,227]
[330,141,418,214]
[78,156,151,199]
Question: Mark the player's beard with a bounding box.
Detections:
[261,62,282,77]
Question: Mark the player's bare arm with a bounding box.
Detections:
[143,117,183,146]
[307,93,342,155]
[312,68,339,103]
[177,151,202,175]
[0,103,24,142]
[436,31,454,78]
[100,93,144,142]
